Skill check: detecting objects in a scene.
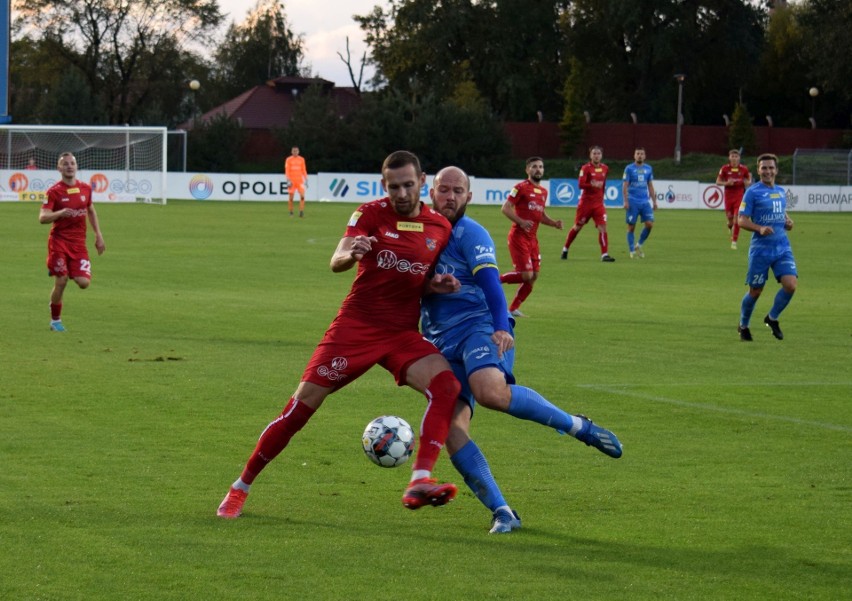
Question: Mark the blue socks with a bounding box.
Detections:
[769,288,794,320]
[507,385,581,435]
[627,231,635,251]
[740,291,758,327]
[639,226,651,245]
[450,440,506,512]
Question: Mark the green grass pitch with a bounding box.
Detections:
[1,200,850,600]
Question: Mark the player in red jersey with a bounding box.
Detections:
[499,157,563,317]
[217,150,463,519]
[716,149,752,249]
[561,145,615,262]
[38,152,106,332]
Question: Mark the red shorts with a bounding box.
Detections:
[575,202,607,227]
[725,193,744,217]
[302,315,441,390]
[47,240,91,279]
[507,231,540,273]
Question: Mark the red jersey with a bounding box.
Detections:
[340,199,452,331]
[43,180,93,253]
[717,163,751,199]
[506,179,548,238]
[578,161,608,205]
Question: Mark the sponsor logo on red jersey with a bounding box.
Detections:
[375,249,430,275]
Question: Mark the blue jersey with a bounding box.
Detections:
[622,163,654,205]
[421,215,502,355]
[739,182,791,256]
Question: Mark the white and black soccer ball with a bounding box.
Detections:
[362,415,416,468]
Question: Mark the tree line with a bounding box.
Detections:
[9,0,850,174]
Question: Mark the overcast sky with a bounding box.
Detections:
[217,0,389,87]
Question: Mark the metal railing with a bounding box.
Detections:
[792,148,852,185]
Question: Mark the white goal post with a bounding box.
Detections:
[0,125,168,204]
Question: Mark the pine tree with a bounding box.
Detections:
[559,60,587,157]
[728,102,758,155]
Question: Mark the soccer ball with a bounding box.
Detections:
[362,415,416,468]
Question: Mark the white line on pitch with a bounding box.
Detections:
[580,385,852,433]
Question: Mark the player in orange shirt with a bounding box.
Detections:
[38,152,106,332]
[284,146,308,217]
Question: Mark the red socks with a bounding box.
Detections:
[50,303,62,320]
[565,228,579,249]
[599,231,609,254]
[502,272,533,312]
[241,397,315,484]
[413,370,460,472]
[500,271,524,284]
[509,282,533,312]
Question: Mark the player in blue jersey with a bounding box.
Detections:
[736,153,797,341]
[621,147,657,258]
[422,166,623,534]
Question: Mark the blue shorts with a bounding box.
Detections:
[626,202,654,225]
[439,324,516,411]
[745,248,798,288]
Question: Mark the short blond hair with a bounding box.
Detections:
[56,152,76,167]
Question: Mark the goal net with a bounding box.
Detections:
[0,125,168,204]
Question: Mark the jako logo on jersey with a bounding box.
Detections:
[525,202,544,212]
[189,175,214,200]
[9,173,28,191]
[384,230,399,239]
[330,178,349,197]
[703,186,723,209]
[90,174,109,194]
[375,249,430,275]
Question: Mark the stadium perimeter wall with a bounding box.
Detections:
[2,169,850,212]
[507,122,846,159]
